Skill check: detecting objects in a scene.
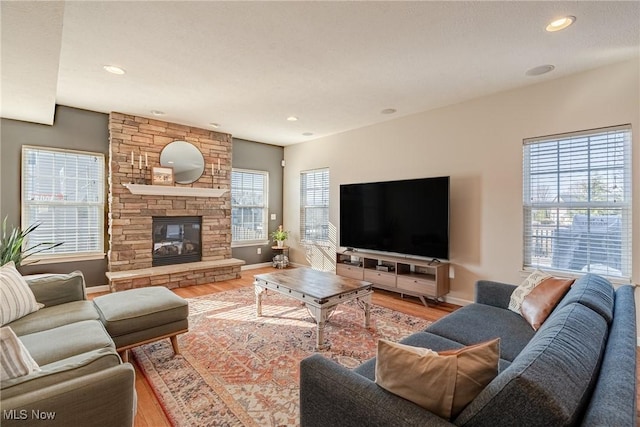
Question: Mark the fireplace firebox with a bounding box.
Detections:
[152,216,202,266]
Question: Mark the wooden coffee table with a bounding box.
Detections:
[254,267,373,350]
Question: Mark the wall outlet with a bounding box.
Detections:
[270,213,276,220]
[257,248,261,255]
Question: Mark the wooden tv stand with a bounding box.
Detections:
[335,250,449,307]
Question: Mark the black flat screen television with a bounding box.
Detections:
[340,176,449,260]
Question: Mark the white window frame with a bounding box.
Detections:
[21,145,106,263]
[523,125,632,281]
[300,168,330,246]
[231,168,269,247]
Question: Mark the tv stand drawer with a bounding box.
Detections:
[397,276,436,296]
[364,270,396,288]
[337,264,364,280]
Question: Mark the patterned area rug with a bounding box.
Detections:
[132,286,431,427]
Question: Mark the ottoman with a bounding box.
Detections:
[93,286,189,362]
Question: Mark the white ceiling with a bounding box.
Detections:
[2,1,639,146]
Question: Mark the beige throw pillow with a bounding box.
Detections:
[508,270,551,313]
[375,338,500,420]
[0,262,43,326]
[0,326,40,381]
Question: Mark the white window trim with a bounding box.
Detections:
[300,167,330,246]
[21,145,106,261]
[231,168,269,245]
[522,124,632,281]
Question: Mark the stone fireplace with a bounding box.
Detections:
[106,112,243,292]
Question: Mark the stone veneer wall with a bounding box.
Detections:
[108,112,239,289]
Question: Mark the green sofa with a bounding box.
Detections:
[1,272,136,427]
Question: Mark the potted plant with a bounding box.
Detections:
[0,217,63,267]
[270,225,289,248]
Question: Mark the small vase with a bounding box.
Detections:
[277,240,284,248]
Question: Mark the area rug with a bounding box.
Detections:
[132,286,431,427]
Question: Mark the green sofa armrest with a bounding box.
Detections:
[24,271,87,307]
[300,354,456,427]
[1,363,135,427]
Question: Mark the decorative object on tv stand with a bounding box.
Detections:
[271,225,289,248]
[159,140,205,184]
[152,166,174,186]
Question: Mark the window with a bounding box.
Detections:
[300,168,330,244]
[523,125,632,280]
[21,146,105,260]
[231,169,269,245]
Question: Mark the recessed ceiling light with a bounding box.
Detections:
[302,132,314,136]
[381,108,397,115]
[287,116,299,122]
[150,110,165,116]
[209,123,220,128]
[546,16,576,32]
[103,65,126,75]
[525,64,555,76]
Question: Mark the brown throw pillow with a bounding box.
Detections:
[375,338,500,420]
[520,277,575,330]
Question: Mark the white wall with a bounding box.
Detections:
[283,59,639,320]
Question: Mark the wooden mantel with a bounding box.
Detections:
[122,183,228,197]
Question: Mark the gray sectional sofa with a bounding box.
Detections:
[300,274,637,426]
[1,272,136,427]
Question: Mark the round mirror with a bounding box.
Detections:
[160,141,205,184]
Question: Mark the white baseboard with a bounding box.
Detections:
[443,295,473,307]
[86,285,110,294]
[241,262,272,271]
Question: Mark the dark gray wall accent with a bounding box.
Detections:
[1,105,109,286]
[231,138,284,265]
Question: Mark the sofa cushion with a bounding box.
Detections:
[8,301,100,336]
[0,347,121,398]
[454,303,608,427]
[24,271,86,307]
[375,338,499,420]
[581,285,637,426]
[18,320,114,366]
[0,326,40,381]
[0,262,42,325]
[554,273,614,323]
[520,277,574,330]
[426,303,534,362]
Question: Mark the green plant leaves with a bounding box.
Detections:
[0,217,63,267]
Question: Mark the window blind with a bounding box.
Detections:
[231,169,268,243]
[300,168,329,244]
[21,146,105,258]
[523,125,632,279]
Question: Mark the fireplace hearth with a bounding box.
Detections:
[152,216,202,267]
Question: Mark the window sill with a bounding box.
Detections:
[520,267,633,286]
[27,253,106,265]
[232,240,269,248]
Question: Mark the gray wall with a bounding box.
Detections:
[1,105,109,285]
[231,138,284,265]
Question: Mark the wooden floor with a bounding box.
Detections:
[93,266,640,426]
